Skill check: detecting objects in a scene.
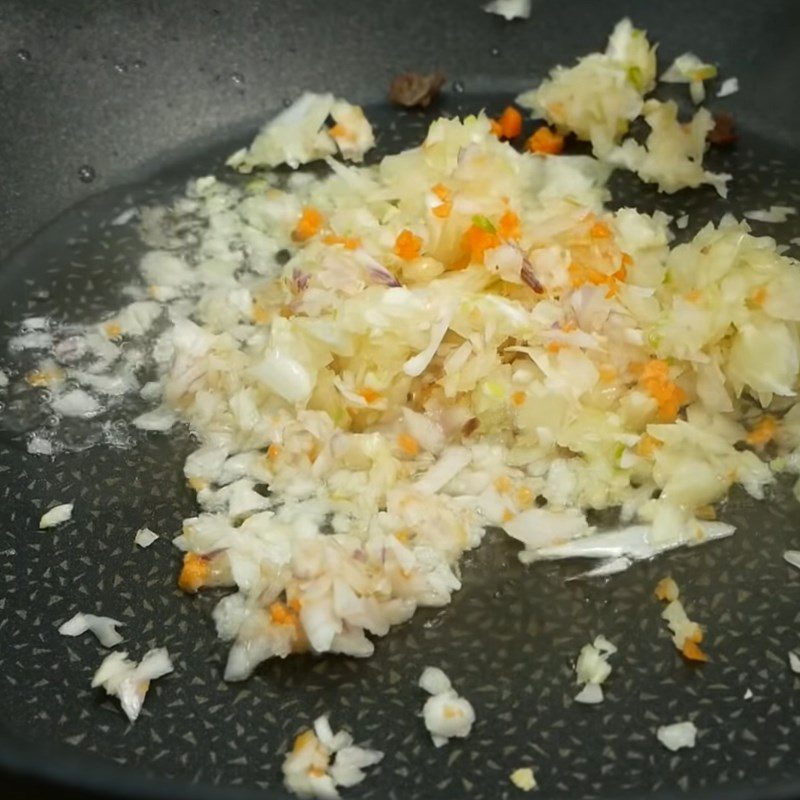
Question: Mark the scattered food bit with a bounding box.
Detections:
[483,0,531,21]
[134,527,160,548]
[510,766,538,791]
[328,100,376,163]
[133,406,178,432]
[660,52,717,103]
[789,652,800,675]
[675,214,689,230]
[58,612,124,647]
[282,715,383,799]
[656,578,708,662]
[419,666,475,747]
[492,105,524,139]
[717,77,739,98]
[656,720,698,751]
[654,576,679,602]
[526,125,564,155]
[111,207,138,226]
[91,647,173,722]
[784,551,800,570]
[27,435,54,456]
[609,100,730,195]
[743,688,753,700]
[388,71,446,108]
[574,635,616,704]
[227,93,374,171]
[746,415,778,449]
[707,111,737,147]
[744,206,796,224]
[518,18,656,156]
[39,502,74,529]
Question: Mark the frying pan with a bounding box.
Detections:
[2,1,800,799]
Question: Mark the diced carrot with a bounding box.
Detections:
[547,341,562,354]
[267,443,282,462]
[328,123,354,142]
[178,553,209,594]
[511,390,527,407]
[269,601,291,625]
[497,106,523,139]
[293,206,324,241]
[526,126,564,155]
[589,221,612,239]
[397,433,420,456]
[654,576,679,602]
[639,359,687,422]
[516,487,534,509]
[598,364,617,383]
[430,184,452,219]
[432,184,450,202]
[104,321,122,340]
[746,416,777,449]
[498,210,521,241]
[433,202,452,219]
[461,224,500,265]
[358,387,382,405]
[394,229,423,261]
[494,476,511,494]
[502,508,515,523]
[681,639,709,662]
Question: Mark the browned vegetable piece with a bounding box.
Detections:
[707,111,737,146]
[461,417,480,438]
[389,71,446,109]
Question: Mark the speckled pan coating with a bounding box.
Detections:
[1,98,800,800]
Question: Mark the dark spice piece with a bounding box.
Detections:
[389,71,446,108]
[707,111,737,146]
[462,417,480,438]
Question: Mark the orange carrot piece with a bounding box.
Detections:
[178,553,210,594]
[293,207,324,241]
[682,639,709,662]
[358,387,382,405]
[526,126,564,155]
[498,210,521,241]
[397,433,420,456]
[746,416,778,449]
[498,106,523,139]
[394,229,423,261]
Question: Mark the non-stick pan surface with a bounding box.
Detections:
[2,2,800,799]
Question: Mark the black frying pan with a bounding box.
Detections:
[2,2,800,799]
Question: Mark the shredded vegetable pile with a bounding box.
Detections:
[12,19,800,686]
